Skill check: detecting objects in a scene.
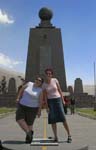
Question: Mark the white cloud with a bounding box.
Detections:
[0,52,23,69]
[0,9,14,24]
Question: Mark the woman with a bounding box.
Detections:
[42,68,72,143]
[16,77,44,143]
[63,96,70,115]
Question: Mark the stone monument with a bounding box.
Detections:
[74,78,83,94]
[8,78,16,93]
[25,7,67,91]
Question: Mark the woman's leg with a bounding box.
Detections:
[17,119,34,143]
[51,123,58,140]
[17,119,30,133]
[28,125,34,138]
[63,120,71,136]
[28,125,33,131]
[63,120,72,143]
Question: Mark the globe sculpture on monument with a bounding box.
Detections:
[25,7,67,91]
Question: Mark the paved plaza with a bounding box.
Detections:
[0,110,96,150]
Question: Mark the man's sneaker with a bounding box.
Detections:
[67,135,72,143]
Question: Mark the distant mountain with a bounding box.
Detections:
[70,85,95,96]
[83,85,94,96]
[0,67,25,88]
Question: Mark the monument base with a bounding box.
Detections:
[30,138,58,146]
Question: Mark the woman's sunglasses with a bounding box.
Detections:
[36,78,42,82]
[46,72,52,75]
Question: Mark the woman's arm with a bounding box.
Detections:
[43,89,49,112]
[37,91,43,117]
[56,81,65,104]
[16,84,27,103]
[38,92,43,109]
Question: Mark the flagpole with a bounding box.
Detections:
[94,62,96,110]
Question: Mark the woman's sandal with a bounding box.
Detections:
[54,137,58,142]
[67,135,72,143]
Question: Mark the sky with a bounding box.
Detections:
[0,0,96,86]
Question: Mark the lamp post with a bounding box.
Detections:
[94,62,96,111]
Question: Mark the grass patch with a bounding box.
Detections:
[76,108,96,117]
[0,107,16,114]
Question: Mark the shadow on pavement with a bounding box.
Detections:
[0,140,25,150]
[2,140,25,145]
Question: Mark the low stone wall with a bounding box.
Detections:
[74,93,95,108]
[0,92,95,108]
[0,93,17,107]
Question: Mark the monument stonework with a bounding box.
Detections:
[74,78,83,94]
[8,78,16,94]
[25,7,67,91]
